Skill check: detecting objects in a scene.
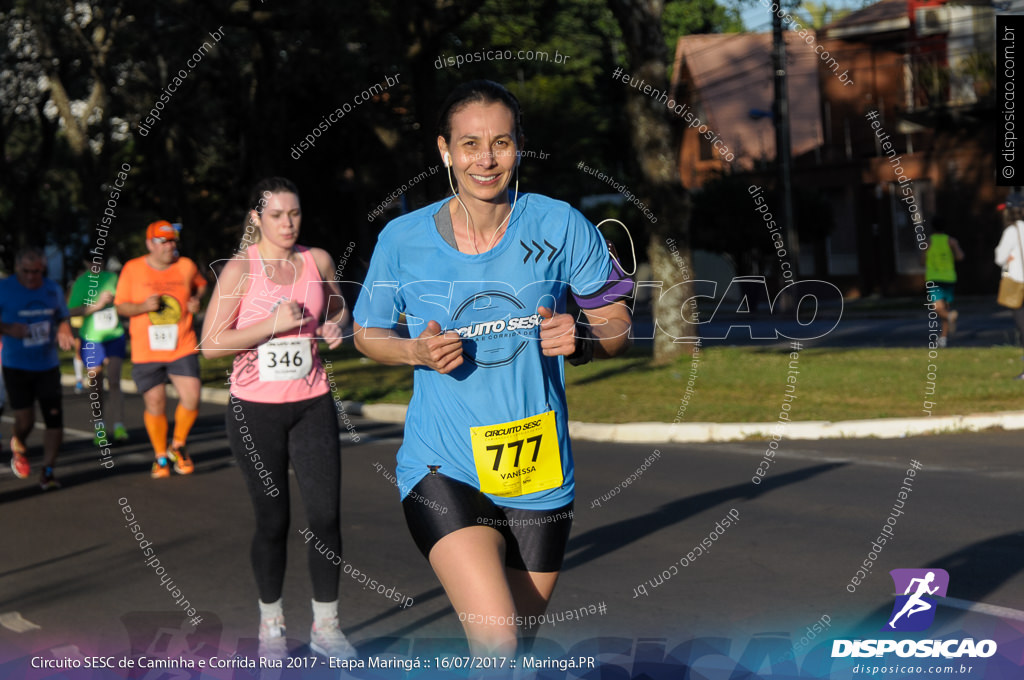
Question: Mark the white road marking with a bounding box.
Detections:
[0,611,41,633]
[943,596,1024,623]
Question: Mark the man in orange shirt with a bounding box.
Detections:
[115,221,207,478]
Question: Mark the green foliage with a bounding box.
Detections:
[663,0,744,74]
[0,0,741,273]
[436,0,626,206]
[664,0,745,44]
[792,1,852,30]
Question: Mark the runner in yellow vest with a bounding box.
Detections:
[921,218,964,348]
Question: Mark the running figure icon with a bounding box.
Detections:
[888,571,939,628]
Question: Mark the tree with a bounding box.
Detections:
[663,0,743,58]
[606,0,695,363]
[793,0,851,30]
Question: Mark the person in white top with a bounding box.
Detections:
[994,193,1024,379]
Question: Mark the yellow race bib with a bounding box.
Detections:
[471,411,563,497]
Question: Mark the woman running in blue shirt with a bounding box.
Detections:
[352,80,633,656]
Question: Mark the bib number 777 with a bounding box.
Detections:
[470,411,562,497]
[487,435,543,471]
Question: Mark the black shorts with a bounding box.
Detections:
[1,366,63,427]
[402,473,574,573]
[131,354,201,394]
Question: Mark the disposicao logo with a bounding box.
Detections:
[832,568,998,659]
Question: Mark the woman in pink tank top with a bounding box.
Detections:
[200,177,355,662]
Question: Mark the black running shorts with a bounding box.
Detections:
[1,366,63,427]
[131,354,200,394]
[402,472,574,573]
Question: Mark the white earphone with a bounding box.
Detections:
[443,152,451,168]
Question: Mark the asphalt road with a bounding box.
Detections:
[2,386,1022,678]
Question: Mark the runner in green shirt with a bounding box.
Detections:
[67,258,129,445]
[921,217,965,348]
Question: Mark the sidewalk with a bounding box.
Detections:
[355,403,1024,443]
[62,375,1024,444]
[60,292,1014,445]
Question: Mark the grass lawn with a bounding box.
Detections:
[66,344,1024,423]
[562,345,1023,423]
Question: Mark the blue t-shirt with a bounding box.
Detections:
[354,193,625,509]
[0,276,70,371]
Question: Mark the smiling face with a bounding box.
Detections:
[438,101,520,207]
[253,191,301,251]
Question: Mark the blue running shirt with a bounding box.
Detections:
[354,193,624,509]
[0,277,70,371]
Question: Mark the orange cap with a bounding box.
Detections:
[146,220,179,240]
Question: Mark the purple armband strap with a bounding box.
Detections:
[572,256,634,310]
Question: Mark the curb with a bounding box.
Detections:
[358,404,1024,443]
[63,375,1024,443]
[62,374,235,406]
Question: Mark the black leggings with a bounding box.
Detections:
[226,393,341,603]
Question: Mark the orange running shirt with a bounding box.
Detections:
[115,255,206,363]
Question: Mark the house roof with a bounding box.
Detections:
[821,0,910,39]
[673,31,823,169]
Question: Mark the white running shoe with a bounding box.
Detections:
[258,615,288,660]
[310,617,357,661]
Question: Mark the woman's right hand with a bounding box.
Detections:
[413,320,463,373]
[142,294,163,313]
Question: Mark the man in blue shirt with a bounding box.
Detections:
[0,247,74,489]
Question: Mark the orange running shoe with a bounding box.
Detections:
[168,444,194,475]
[10,438,29,479]
[151,457,171,479]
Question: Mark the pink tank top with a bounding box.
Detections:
[229,245,329,403]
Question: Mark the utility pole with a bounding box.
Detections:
[772,9,800,277]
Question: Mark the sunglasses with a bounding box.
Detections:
[152,236,177,244]
[19,268,44,274]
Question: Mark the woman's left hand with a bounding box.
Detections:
[317,320,345,349]
[538,306,577,357]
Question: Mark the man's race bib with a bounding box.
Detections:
[92,307,119,331]
[257,337,314,382]
[148,324,178,351]
[470,410,562,497]
[24,320,51,348]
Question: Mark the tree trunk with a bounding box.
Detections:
[606,0,695,363]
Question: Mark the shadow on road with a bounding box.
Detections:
[562,462,848,570]
[0,413,229,504]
